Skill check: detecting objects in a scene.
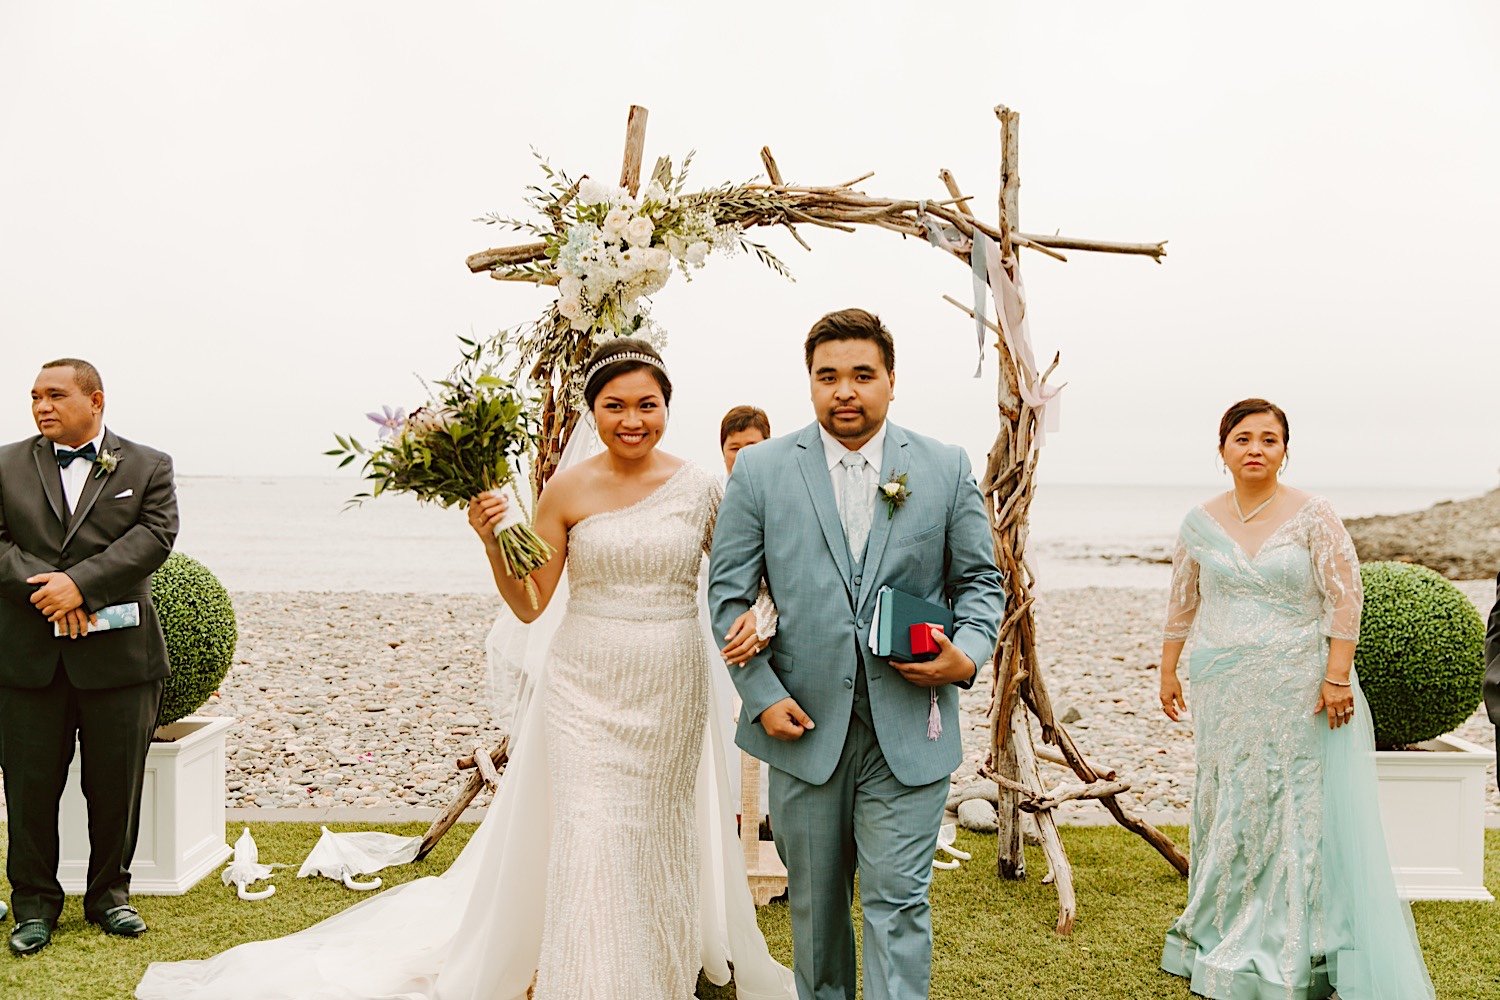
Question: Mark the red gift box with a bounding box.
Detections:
[908,622,944,657]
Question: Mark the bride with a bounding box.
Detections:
[137,338,795,1000]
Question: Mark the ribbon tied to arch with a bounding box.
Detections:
[918,202,1064,447]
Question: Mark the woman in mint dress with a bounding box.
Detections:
[1156,399,1433,1000]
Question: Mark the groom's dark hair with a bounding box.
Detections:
[804,308,895,374]
[42,358,103,395]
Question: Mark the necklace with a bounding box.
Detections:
[1232,487,1279,523]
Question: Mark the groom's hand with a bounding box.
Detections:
[27,571,85,619]
[892,629,976,688]
[759,697,815,741]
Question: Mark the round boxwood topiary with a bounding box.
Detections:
[1355,560,1484,749]
[152,552,237,728]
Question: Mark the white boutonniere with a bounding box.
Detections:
[94,449,119,479]
[879,472,910,519]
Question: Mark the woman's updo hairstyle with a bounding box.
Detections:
[1217,398,1290,449]
[581,337,672,410]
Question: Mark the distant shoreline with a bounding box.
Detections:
[1346,487,1500,580]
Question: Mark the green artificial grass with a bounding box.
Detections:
[2,824,1496,999]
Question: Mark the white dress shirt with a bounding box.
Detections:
[819,421,886,528]
[54,428,106,516]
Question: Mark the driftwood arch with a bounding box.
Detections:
[433,104,1186,934]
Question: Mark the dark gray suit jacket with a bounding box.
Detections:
[0,429,178,690]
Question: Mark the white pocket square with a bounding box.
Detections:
[112,489,133,499]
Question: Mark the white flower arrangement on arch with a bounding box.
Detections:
[475,153,792,367]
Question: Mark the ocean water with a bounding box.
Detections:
[174,477,1485,594]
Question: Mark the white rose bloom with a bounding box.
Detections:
[685,241,710,266]
[625,216,655,248]
[603,207,632,242]
[643,247,671,271]
[557,296,583,320]
[558,274,583,299]
[664,234,685,259]
[882,482,902,496]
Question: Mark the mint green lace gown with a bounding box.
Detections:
[1159,497,1434,1000]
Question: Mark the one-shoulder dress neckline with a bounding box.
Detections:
[572,461,695,531]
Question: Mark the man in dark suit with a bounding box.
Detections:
[1484,571,1500,785]
[0,358,177,955]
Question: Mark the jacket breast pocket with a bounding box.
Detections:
[893,523,944,550]
[91,494,140,531]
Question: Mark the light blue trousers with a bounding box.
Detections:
[768,713,949,1000]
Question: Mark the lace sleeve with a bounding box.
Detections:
[751,582,778,641]
[1163,533,1200,641]
[1307,496,1363,641]
[704,471,777,639]
[702,473,723,556]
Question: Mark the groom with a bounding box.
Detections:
[0,359,178,955]
[711,308,1005,999]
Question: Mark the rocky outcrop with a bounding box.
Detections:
[1345,488,1500,580]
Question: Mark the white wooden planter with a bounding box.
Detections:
[1374,733,1494,902]
[58,715,235,896]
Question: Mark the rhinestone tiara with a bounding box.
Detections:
[581,351,668,388]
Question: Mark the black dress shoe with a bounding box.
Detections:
[9,919,53,957]
[89,905,147,938]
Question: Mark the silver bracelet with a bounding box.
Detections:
[1323,676,1352,687]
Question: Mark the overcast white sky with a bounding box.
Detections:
[1,1,1495,489]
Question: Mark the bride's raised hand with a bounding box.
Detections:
[721,611,767,666]
[467,491,509,545]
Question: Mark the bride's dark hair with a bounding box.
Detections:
[582,337,672,409]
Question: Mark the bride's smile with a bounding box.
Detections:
[594,369,666,456]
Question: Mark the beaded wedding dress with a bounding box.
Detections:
[1158,496,1433,1000]
[137,459,794,1000]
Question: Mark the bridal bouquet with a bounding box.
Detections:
[329,337,553,605]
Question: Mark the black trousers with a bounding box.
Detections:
[0,661,162,923]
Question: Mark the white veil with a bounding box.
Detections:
[138,412,793,1000]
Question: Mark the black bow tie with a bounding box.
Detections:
[55,443,98,469]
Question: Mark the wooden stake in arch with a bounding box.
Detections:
[423,103,1187,933]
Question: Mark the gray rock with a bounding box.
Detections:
[946,780,999,811]
[957,798,998,833]
[1060,705,1083,724]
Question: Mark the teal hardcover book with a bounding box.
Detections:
[53,601,140,637]
[868,587,953,661]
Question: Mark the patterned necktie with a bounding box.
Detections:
[55,443,97,468]
[839,451,872,561]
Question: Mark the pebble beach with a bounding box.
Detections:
[3,584,1490,822]
[9,582,1485,825]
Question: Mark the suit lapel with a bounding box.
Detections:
[794,424,854,601]
[62,430,117,549]
[857,423,909,610]
[31,439,67,525]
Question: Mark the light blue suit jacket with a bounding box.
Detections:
[709,421,1005,787]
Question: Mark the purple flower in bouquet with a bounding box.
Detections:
[366,406,406,439]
